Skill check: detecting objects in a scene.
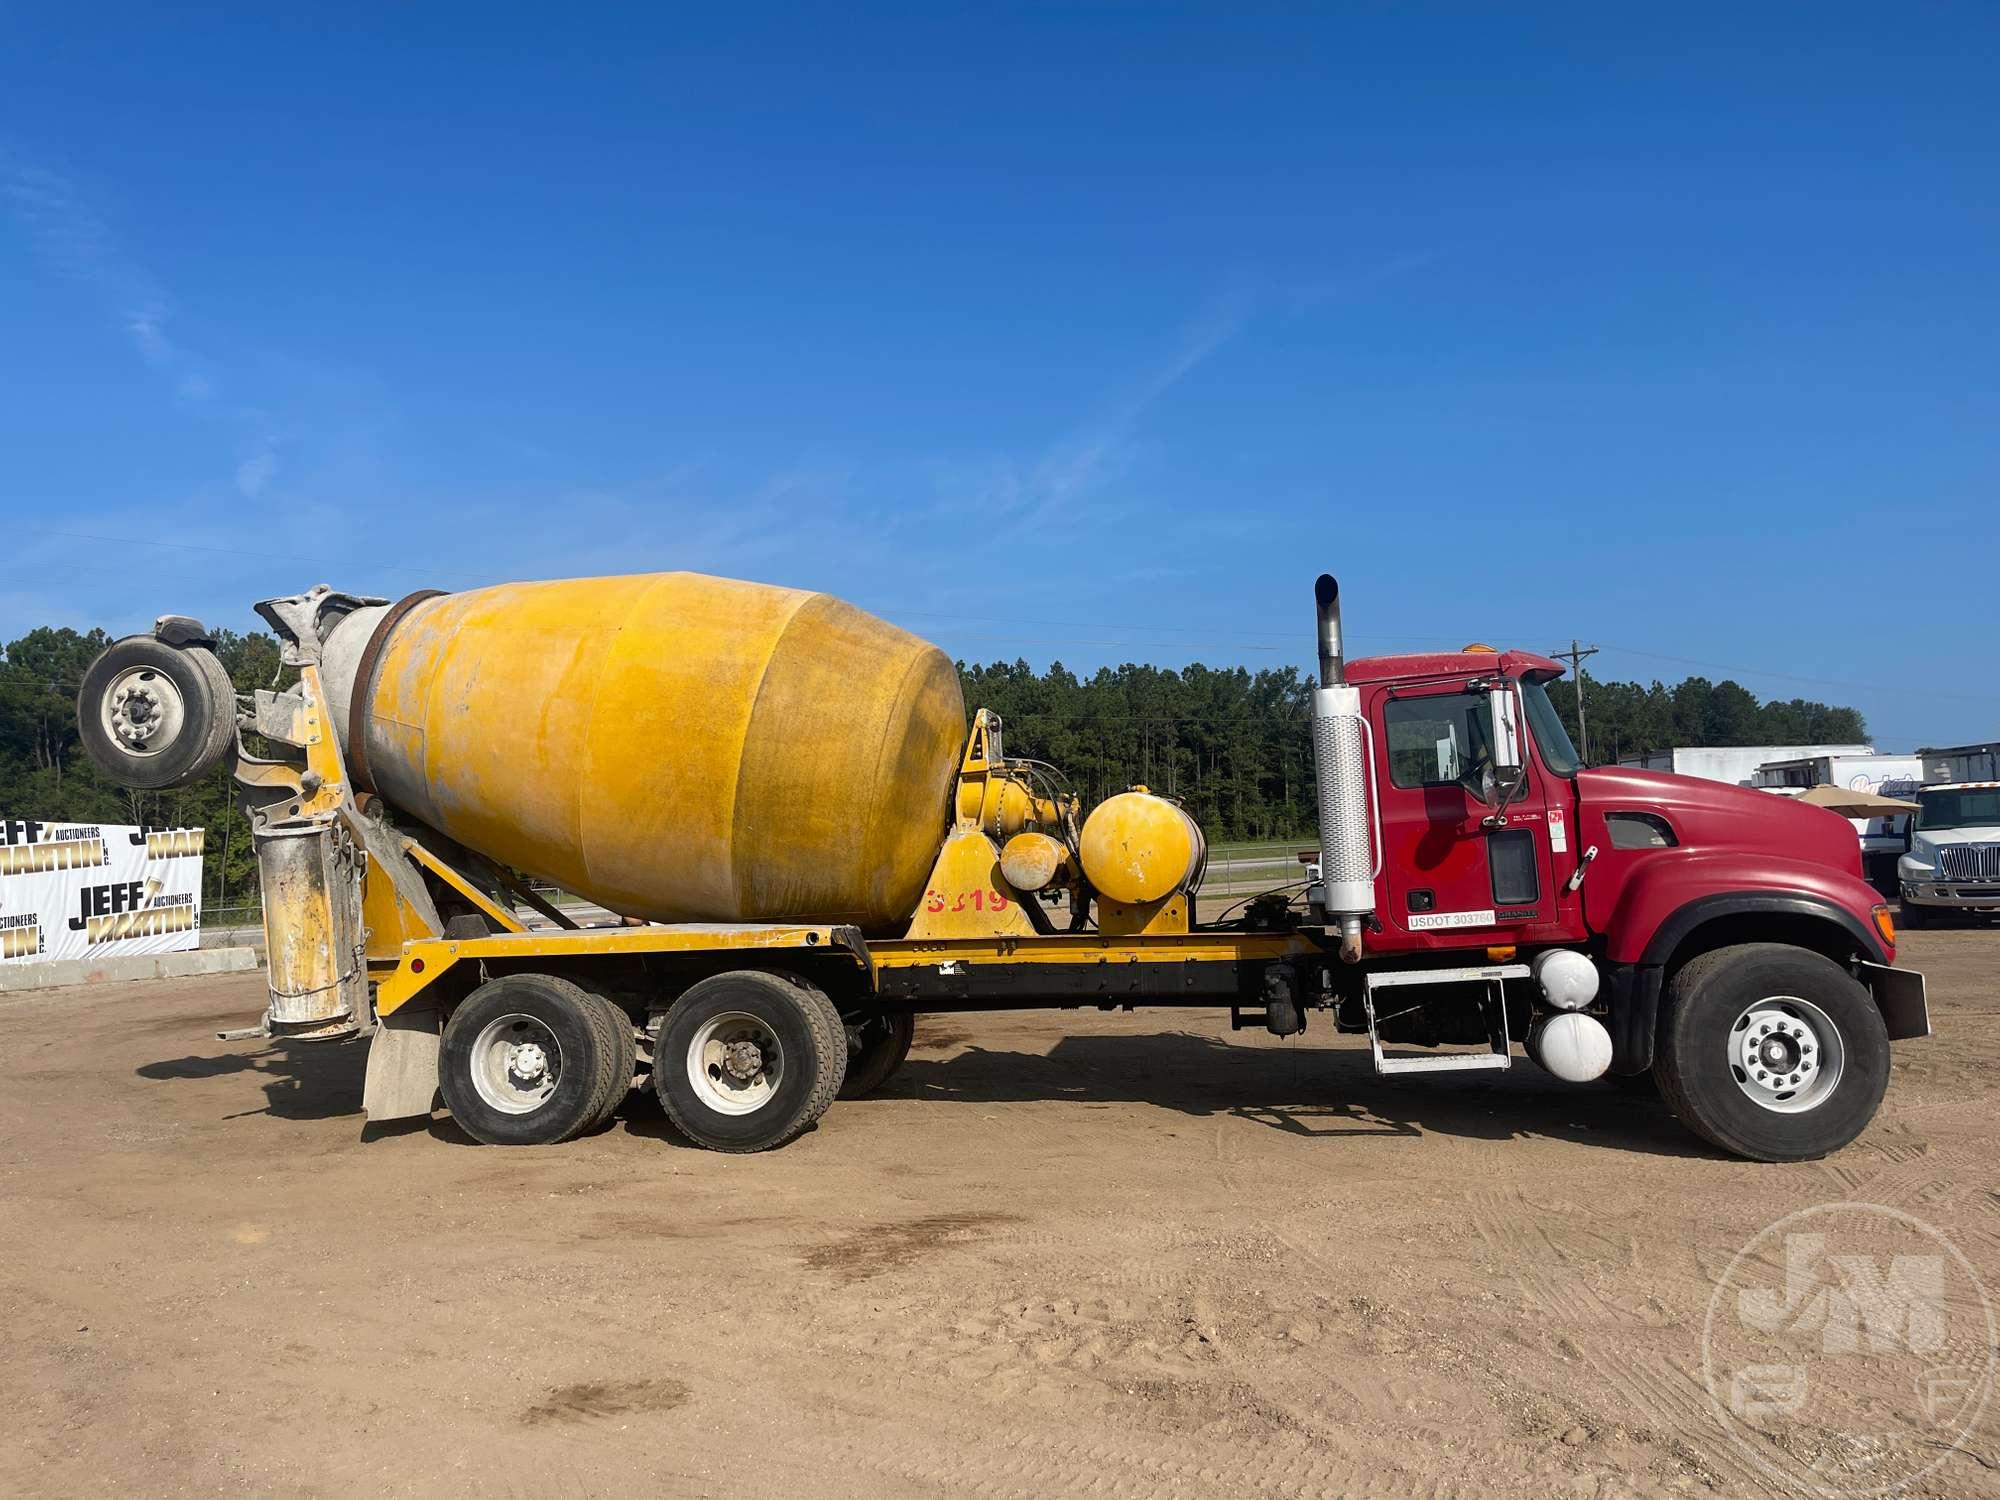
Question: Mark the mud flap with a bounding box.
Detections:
[361,1003,441,1120]
[1859,962,1930,1041]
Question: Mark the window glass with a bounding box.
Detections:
[1916,790,2000,830]
[1383,693,1493,790]
[1488,828,1539,905]
[1520,679,1580,777]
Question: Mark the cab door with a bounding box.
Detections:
[1369,681,1557,948]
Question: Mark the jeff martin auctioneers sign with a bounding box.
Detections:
[0,820,206,964]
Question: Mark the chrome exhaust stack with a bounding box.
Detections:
[1315,572,1345,688]
[1310,575,1376,962]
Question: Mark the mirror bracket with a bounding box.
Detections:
[1483,679,1528,820]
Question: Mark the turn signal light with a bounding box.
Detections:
[1871,905,1896,948]
[1486,945,1517,961]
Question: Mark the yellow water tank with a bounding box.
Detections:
[1077,789,1206,905]
[328,573,966,931]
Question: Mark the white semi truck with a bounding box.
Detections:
[1898,742,2000,925]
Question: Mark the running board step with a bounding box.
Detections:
[1364,963,1527,1076]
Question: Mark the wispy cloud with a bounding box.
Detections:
[234,445,279,499]
[926,254,1436,529]
[1284,248,1445,314]
[909,290,1253,535]
[1031,290,1252,513]
[0,143,275,494]
[0,150,201,388]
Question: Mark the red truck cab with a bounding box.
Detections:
[1334,645,1925,1160]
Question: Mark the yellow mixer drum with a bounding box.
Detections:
[1078,789,1205,905]
[330,573,965,931]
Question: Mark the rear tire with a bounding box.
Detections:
[840,1011,916,1099]
[654,970,847,1152]
[439,974,628,1145]
[1655,943,1889,1162]
[582,993,638,1132]
[76,635,237,790]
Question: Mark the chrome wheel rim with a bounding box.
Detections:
[100,666,187,759]
[470,1013,563,1114]
[687,1011,783,1115]
[1728,995,1844,1114]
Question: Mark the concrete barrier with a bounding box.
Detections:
[0,946,260,994]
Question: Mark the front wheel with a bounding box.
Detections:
[654,970,847,1152]
[1655,943,1890,1162]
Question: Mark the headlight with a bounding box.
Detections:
[1902,836,1937,874]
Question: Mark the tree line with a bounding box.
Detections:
[959,657,1870,841]
[1539,673,1869,766]
[1,620,1870,909]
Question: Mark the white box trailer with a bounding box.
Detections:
[1922,743,2000,785]
[1618,744,1873,787]
[1751,753,1924,794]
[1751,755,1924,898]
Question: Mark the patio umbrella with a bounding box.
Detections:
[1793,784,1921,818]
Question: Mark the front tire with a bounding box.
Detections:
[654,970,847,1152]
[1655,943,1890,1162]
[1898,901,1929,930]
[439,974,630,1145]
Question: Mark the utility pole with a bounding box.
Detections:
[1552,640,1600,764]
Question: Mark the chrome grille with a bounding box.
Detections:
[1936,844,2000,882]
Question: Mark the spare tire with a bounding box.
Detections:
[76,635,238,790]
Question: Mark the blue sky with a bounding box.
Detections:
[2,3,1995,749]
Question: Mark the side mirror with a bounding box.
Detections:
[1486,684,1527,807]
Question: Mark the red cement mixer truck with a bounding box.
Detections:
[75,572,1928,1161]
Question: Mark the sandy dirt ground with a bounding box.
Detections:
[2,929,1995,1498]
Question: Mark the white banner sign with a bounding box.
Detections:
[0,819,205,964]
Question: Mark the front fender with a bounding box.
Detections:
[1600,854,1890,967]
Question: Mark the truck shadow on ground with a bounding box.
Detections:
[882,1031,1716,1160]
[136,1037,373,1123]
[135,1029,1712,1159]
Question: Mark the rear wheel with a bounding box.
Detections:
[439,974,629,1145]
[582,993,638,1132]
[1655,943,1889,1162]
[654,970,846,1152]
[840,1011,916,1098]
[76,635,238,790]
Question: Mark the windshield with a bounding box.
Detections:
[1520,678,1580,777]
[1916,789,2000,831]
